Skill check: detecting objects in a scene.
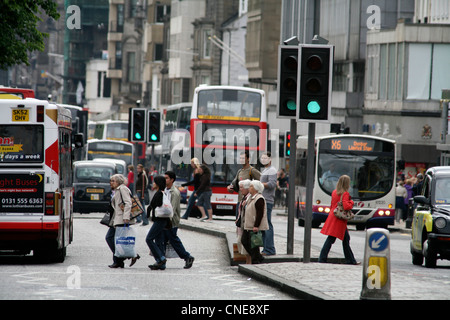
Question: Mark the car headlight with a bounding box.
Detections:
[435,217,447,230]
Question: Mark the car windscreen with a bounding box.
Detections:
[434,176,450,205]
[75,166,115,183]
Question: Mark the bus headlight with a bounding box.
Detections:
[324,207,330,213]
[378,210,384,216]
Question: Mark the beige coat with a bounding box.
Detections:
[110,184,135,227]
[243,193,268,231]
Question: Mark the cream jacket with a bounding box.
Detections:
[243,193,269,231]
[110,184,135,227]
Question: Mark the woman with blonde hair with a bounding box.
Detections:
[181,158,201,219]
[319,175,358,264]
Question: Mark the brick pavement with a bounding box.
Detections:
[179,212,450,300]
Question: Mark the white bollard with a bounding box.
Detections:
[360,228,391,300]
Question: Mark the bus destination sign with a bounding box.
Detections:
[328,138,375,152]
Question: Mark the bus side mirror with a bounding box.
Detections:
[74,133,84,148]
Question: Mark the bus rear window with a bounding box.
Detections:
[0,125,44,163]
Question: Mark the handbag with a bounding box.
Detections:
[155,190,174,218]
[100,203,114,226]
[100,212,112,226]
[333,193,355,221]
[250,231,264,249]
[118,189,144,220]
[114,225,137,258]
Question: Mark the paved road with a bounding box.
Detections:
[0,215,294,301]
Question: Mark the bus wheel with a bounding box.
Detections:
[54,247,66,263]
[34,247,66,263]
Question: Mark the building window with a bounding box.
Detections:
[117,4,124,32]
[129,0,138,18]
[127,52,136,82]
[155,43,163,61]
[203,29,212,59]
[396,43,404,100]
[172,80,181,104]
[156,5,170,23]
[407,43,431,100]
[115,41,122,69]
[333,63,348,92]
[97,71,111,98]
[379,44,387,100]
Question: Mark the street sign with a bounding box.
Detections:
[369,232,389,252]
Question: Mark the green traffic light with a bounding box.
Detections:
[135,132,142,140]
[151,134,158,141]
[307,101,321,114]
[286,100,296,111]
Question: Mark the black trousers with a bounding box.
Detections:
[241,230,264,264]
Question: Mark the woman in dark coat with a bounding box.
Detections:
[319,175,357,265]
[145,175,171,270]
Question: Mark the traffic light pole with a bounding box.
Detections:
[303,122,315,263]
[287,119,296,255]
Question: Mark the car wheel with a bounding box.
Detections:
[411,252,423,265]
[423,239,437,268]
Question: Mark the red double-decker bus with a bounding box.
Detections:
[187,85,268,215]
[0,86,35,99]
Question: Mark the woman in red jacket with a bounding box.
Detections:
[319,175,358,264]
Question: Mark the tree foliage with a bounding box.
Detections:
[0,0,60,70]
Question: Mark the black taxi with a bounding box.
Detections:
[411,166,450,267]
[73,160,117,213]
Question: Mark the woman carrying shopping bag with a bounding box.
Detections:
[319,175,358,265]
[240,180,268,264]
[105,174,140,268]
[146,175,172,270]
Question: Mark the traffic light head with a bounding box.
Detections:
[148,111,161,143]
[277,46,299,118]
[285,131,291,157]
[298,45,333,122]
[131,108,146,142]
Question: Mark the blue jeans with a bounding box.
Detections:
[319,229,356,264]
[136,191,149,224]
[163,227,191,260]
[105,227,125,264]
[181,192,197,219]
[145,218,169,263]
[262,202,276,255]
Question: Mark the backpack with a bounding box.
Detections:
[155,190,173,218]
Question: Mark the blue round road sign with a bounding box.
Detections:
[369,232,389,252]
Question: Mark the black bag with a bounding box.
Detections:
[100,203,114,226]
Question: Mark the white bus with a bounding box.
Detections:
[296,134,396,230]
[0,98,80,261]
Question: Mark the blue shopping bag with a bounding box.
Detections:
[114,226,137,258]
